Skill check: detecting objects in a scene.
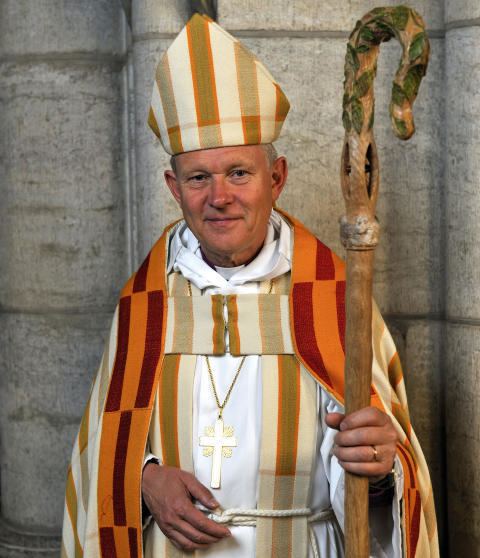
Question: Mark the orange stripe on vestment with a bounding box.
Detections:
[186,16,222,147]
[275,355,300,477]
[212,294,227,354]
[120,294,148,411]
[226,295,241,355]
[159,355,181,468]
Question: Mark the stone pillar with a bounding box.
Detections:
[218,0,446,547]
[0,1,126,555]
[131,0,188,263]
[445,1,480,555]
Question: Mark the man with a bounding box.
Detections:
[62,13,438,558]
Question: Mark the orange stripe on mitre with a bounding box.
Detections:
[186,15,221,128]
[148,107,161,140]
[274,83,290,122]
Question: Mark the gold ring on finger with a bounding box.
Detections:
[371,445,378,462]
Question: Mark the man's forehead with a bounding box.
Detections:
[174,145,266,171]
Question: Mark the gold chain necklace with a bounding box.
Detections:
[205,355,246,419]
[199,355,247,489]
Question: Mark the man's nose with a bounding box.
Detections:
[208,174,233,207]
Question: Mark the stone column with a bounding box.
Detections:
[131,0,189,263]
[445,1,480,555]
[0,1,126,555]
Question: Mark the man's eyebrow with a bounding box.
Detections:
[226,162,256,171]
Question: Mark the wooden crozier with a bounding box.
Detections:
[340,7,430,557]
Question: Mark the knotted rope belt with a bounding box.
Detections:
[206,507,336,558]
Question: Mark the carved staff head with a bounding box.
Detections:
[340,6,430,251]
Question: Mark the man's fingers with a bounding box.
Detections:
[182,472,219,509]
[334,425,398,448]
[333,444,395,464]
[182,506,231,538]
[325,412,345,430]
[339,406,389,430]
[173,518,225,545]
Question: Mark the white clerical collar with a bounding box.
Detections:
[167,210,292,291]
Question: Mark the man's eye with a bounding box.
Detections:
[188,174,208,182]
[231,169,248,179]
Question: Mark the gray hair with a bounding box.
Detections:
[170,143,279,174]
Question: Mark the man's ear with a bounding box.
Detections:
[271,156,288,202]
[164,170,182,204]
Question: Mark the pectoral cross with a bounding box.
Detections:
[199,417,237,489]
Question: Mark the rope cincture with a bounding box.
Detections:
[206,506,336,558]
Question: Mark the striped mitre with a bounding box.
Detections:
[148,13,290,154]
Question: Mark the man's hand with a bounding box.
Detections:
[142,464,231,552]
[325,406,398,480]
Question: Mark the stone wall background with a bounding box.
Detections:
[0,0,477,556]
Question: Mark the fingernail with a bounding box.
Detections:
[210,499,220,507]
[340,422,347,431]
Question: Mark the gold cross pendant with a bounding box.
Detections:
[199,417,237,489]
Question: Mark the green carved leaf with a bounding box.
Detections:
[346,43,360,72]
[409,32,426,61]
[351,98,364,134]
[392,82,407,105]
[355,70,374,98]
[359,25,376,44]
[342,110,352,132]
[356,44,371,54]
[392,6,410,30]
[403,64,425,101]
[343,92,350,109]
[394,117,408,137]
[371,7,387,17]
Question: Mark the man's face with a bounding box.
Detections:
[164,145,287,267]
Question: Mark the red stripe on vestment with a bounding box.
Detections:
[316,239,335,280]
[335,280,346,354]
[132,253,151,293]
[128,527,139,558]
[113,411,132,526]
[105,297,131,412]
[135,290,164,408]
[410,491,421,556]
[398,445,417,489]
[100,527,117,558]
[292,282,332,388]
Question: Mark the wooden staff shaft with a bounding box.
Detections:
[340,8,429,556]
[344,250,374,558]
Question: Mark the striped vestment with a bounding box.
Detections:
[61,211,439,558]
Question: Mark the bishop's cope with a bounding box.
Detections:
[61,13,439,558]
